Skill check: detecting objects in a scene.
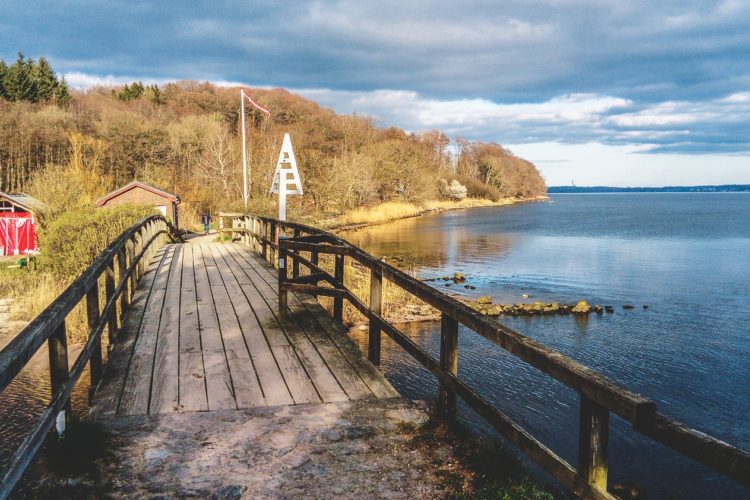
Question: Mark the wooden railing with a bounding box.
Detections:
[221,212,750,499]
[0,215,175,498]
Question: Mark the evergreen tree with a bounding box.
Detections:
[4,52,37,102]
[145,84,165,104]
[33,56,57,102]
[55,77,72,106]
[115,81,146,101]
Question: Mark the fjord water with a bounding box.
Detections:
[344,193,750,498]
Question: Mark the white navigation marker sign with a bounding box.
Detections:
[269,133,303,221]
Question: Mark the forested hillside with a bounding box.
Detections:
[0,61,546,227]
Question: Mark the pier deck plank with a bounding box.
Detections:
[91,241,396,418]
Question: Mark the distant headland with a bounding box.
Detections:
[548,184,750,193]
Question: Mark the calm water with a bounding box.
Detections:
[345,193,750,499]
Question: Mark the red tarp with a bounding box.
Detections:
[0,213,38,256]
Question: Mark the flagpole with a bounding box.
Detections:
[241,89,248,212]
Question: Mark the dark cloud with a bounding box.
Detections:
[2,0,750,154]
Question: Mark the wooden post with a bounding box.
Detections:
[118,248,129,315]
[292,228,300,279]
[278,239,288,322]
[134,231,143,281]
[368,268,382,365]
[104,257,117,344]
[86,280,102,392]
[333,253,345,322]
[270,221,277,266]
[254,218,260,254]
[126,238,136,300]
[579,395,610,492]
[262,221,268,261]
[48,322,70,435]
[439,313,458,419]
[311,250,320,290]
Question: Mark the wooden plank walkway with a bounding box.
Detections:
[90,242,397,418]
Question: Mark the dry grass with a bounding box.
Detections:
[309,253,436,325]
[325,197,530,229]
[1,266,110,343]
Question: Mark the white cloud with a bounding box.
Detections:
[63,72,168,90]
[507,142,750,186]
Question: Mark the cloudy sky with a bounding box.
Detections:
[3,0,749,186]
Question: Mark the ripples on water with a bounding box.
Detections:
[0,332,95,495]
[345,193,750,499]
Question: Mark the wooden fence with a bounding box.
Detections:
[0,215,175,498]
[220,212,750,499]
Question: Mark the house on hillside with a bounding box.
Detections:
[0,192,43,256]
[95,181,180,228]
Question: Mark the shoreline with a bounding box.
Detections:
[317,195,548,234]
[328,195,549,327]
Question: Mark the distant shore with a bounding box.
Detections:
[320,195,548,233]
[548,184,750,193]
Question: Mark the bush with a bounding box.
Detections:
[439,179,468,201]
[41,204,157,278]
[456,176,501,201]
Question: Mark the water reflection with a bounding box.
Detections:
[0,329,93,496]
[345,210,518,271]
[343,195,750,499]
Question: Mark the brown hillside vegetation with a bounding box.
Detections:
[0,81,546,228]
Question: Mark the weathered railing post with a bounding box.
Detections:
[311,250,319,286]
[368,268,383,365]
[134,232,143,282]
[48,322,70,435]
[278,238,288,322]
[126,238,136,300]
[117,248,129,317]
[439,313,458,419]
[292,228,301,279]
[579,395,610,492]
[86,280,103,394]
[333,253,345,322]
[260,221,266,260]
[104,258,117,344]
[270,221,277,266]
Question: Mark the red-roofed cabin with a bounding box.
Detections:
[95,181,180,228]
[0,192,42,257]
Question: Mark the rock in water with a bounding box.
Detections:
[623,304,635,310]
[571,300,592,314]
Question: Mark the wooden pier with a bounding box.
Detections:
[1,213,749,499]
[90,241,397,418]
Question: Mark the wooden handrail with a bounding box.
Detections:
[224,212,750,498]
[0,215,175,498]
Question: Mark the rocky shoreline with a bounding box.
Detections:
[463,297,649,317]
[349,270,651,327]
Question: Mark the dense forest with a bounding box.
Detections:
[0,58,546,228]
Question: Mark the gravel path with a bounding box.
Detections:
[77,399,459,499]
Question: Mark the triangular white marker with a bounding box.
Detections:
[270,133,303,196]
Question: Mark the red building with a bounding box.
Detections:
[0,192,42,257]
[95,181,180,228]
